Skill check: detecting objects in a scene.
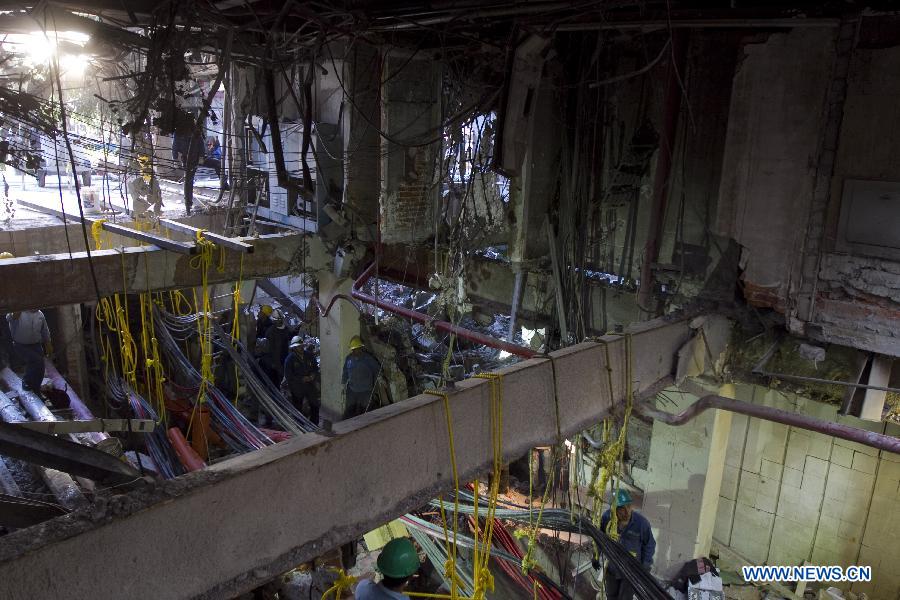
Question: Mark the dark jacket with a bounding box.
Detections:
[600,509,656,573]
[341,350,381,393]
[283,350,318,395]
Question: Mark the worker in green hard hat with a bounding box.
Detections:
[355,537,421,600]
[594,488,656,600]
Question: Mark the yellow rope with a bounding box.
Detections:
[320,569,357,600]
[586,334,634,541]
[424,389,463,600]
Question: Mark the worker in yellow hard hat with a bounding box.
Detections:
[341,334,382,420]
[255,304,274,339]
[0,252,12,370]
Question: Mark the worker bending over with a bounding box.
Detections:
[5,308,52,392]
[596,489,656,600]
[341,335,381,420]
[282,336,320,425]
[355,538,421,600]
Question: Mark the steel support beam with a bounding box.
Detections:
[0,315,694,599]
[0,234,311,313]
[157,219,255,253]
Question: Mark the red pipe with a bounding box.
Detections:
[167,427,206,472]
[635,395,900,454]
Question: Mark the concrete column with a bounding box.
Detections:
[507,67,559,264]
[379,52,441,244]
[340,42,381,241]
[317,271,359,418]
[52,304,88,402]
[693,382,734,559]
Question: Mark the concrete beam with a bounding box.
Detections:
[0,233,312,313]
[0,315,693,599]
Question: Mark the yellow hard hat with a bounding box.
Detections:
[260,305,273,316]
[0,252,13,260]
[349,335,364,350]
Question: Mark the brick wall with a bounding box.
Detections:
[381,145,435,243]
[714,385,900,599]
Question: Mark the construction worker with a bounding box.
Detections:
[341,335,381,420]
[595,489,656,600]
[260,309,291,386]
[355,537,421,600]
[255,304,274,339]
[5,308,52,392]
[282,335,320,425]
[0,252,13,369]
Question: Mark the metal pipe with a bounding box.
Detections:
[507,269,524,343]
[350,263,537,359]
[636,394,900,454]
[0,384,86,509]
[637,30,688,315]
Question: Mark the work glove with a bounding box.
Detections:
[591,558,601,571]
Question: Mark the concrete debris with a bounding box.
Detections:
[798,343,827,364]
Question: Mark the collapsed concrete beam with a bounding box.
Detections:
[0,315,693,599]
[0,233,315,313]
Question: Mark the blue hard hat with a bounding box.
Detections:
[615,488,633,506]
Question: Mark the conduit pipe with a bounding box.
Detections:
[310,263,537,359]
[635,395,900,454]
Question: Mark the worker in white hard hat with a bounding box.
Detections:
[282,335,320,425]
[341,335,382,420]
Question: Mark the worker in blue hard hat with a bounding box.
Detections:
[595,488,656,600]
[355,537,421,600]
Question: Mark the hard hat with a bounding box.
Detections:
[349,335,364,351]
[0,252,13,259]
[615,488,633,507]
[289,335,303,349]
[260,305,273,316]
[377,538,419,579]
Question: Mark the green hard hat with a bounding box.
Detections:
[377,538,420,579]
[615,488,633,506]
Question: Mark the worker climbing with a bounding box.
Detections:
[593,488,656,600]
[354,537,421,600]
[341,334,382,420]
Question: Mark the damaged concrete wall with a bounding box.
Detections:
[713,384,900,599]
[716,28,835,311]
[379,54,440,244]
[803,31,900,356]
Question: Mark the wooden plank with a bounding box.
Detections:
[157,219,255,253]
